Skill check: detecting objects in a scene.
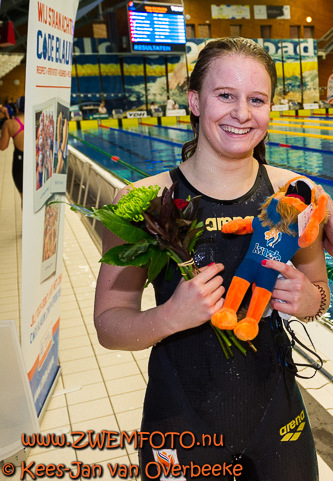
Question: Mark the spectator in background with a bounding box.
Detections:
[0,96,25,201]
[280,94,289,105]
[166,96,176,112]
[98,100,107,115]
[0,101,10,128]
[4,97,15,118]
[150,101,159,115]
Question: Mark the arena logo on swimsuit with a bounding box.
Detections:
[279,409,306,441]
[205,216,253,231]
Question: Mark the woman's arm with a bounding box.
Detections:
[316,185,333,256]
[94,226,225,351]
[262,229,330,320]
[0,121,10,150]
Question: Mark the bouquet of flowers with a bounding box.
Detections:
[67,182,253,359]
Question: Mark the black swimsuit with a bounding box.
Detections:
[139,164,318,481]
[12,147,23,194]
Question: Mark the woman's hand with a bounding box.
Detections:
[262,260,323,319]
[316,185,333,256]
[165,262,225,331]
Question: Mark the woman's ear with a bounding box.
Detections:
[188,90,200,116]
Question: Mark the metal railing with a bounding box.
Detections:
[318,27,333,58]
[66,145,125,248]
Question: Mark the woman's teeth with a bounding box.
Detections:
[222,126,251,134]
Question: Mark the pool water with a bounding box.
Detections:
[68,116,333,324]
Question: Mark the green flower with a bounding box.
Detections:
[114,185,160,222]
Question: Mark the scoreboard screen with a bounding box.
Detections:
[127,1,186,54]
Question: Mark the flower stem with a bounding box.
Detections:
[210,324,233,361]
[247,341,257,353]
[226,331,247,356]
[167,250,252,359]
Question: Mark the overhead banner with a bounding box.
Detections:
[255,39,284,105]
[211,4,250,19]
[21,0,78,415]
[254,5,290,19]
[300,39,319,104]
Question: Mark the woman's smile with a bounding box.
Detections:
[220,125,252,135]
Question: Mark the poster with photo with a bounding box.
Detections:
[51,99,70,193]
[33,99,56,212]
[21,0,78,415]
[40,199,60,283]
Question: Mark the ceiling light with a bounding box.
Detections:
[0,54,25,79]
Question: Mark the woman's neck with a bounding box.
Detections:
[180,152,259,200]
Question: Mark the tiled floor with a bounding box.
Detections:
[1,143,333,480]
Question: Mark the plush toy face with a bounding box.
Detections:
[279,177,314,212]
[260,177,317,235]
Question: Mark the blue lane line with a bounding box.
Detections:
[108,126,183,147]
[153,125,193,133]
[268,141,333,156]
[309,115,333,119]
[301,173,333,187]
[269,164,333,187]
[105,127,333,186]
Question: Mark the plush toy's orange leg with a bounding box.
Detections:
[233,287,272,341]
[211,277,250,330]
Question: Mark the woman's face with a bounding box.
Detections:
[189,54,272,161]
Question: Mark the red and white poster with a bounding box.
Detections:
[21,0,78,415]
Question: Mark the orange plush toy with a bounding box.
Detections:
[211,176,328,342]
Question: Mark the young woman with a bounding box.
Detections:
[94,38,329,480]
[0,96,25,199]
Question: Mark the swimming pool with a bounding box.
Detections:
[68,117,333,325]
[68,117,333,185]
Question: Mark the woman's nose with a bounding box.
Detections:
[230,99,252,123]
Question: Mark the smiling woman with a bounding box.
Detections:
[186,55,271,168]
[94,37,329,481]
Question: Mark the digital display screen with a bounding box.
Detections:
[127,1,186,53]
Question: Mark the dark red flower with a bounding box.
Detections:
[174,198,189,210]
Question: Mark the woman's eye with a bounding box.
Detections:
[219,93,231,100]
[251,97,265,104]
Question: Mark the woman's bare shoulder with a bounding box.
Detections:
[115,171,173,202]
[264,164,300,192]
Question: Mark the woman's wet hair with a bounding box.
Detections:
[182,37,277,164]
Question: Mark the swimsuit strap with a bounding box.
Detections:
[12,117,24,139]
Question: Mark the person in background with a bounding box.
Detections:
[4,97,15,118]
[0,101,10,128]
[280,94,289,106]
[0,96,25,201]
[98,99,107,114]
[166,96,176,112]
[94,38,328,480]
[150,101,159,115]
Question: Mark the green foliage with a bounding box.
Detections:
[113,184,160,222]
[69,182,204,285]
